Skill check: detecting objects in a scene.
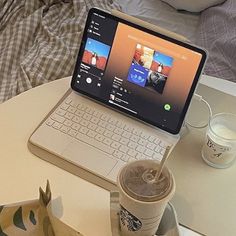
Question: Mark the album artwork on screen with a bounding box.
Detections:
[127,43,174,94]
[82,37,111,71]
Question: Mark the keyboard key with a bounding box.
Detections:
[64,119,73,127]
[136,145,145,153]
[78,104,86,111]
[93,110,102,118]
[104,130,113,138]
[122,131,131,139]
[154,138,161,145]
[51,114,65,123]
[89,123,97,131]
[95,134,104,142]
[71,123,80,131]
[119,145,129,153]
[101,114,109,121]
[61,121,71,129]
[124,125,133,132]
[68,129,77,137]
[132,129,142,136]
[98,120,107,128]
[146,142,156,150]
[113,150,123,159]
[155,146,162,153]
[128,141,137,149]
[130,135,139,142]
[60,125,70,134]
[127,149,138,158]
[120,137,129,145]
[46,119,54,126]
[75,110,84,117]
[148,135,156,142]
[116,121,125,129]
[67,106,77,114]
[144,149,154,157]
[96,127,105,134]
[108,118,117,126]
[107,124,115,131]
[140,132,149,139]
[87,130,96,138]
[120,154,129,162]
[103,138,112,146]
[56,109,66,116]
[70,100,79,107]
[65,98,72,104]
[138,139,147,146]
[79,126,89,134]
[52,122,63,129]
[160,148,166,155]
[91,117,99,124]
[80,120,89,127]
[64,112,74,120]
[85,107,93,114]
[114,128,123,135]
[72,116,81,123]
[111,141,121,149]
[136,153,146,160]
[83,113,92,120]
[112,134,120,142]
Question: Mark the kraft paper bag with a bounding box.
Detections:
[0,181,83,236]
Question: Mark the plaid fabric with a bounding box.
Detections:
[0,0,120,103]
[196,0,236,83]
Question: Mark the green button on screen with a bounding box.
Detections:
[164,104,171,111]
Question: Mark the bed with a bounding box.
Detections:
[0,0,235,103]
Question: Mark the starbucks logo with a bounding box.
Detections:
[120,206,142,231]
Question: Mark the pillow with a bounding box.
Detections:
[162,0,226,12]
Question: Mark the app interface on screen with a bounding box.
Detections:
[73,12,203,132]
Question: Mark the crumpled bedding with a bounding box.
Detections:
[0,0,120,103]
[0,0,235,103]
[196,0,236,83]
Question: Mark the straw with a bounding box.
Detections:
[154,146,171,182]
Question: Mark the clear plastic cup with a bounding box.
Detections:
[117,160,175,236]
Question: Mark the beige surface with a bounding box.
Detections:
[168,83,236,236]
[0,77,112,236]
[0,76,236,236]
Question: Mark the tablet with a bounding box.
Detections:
[71,7,207,134]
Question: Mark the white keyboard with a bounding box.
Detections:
[44,97,170,163]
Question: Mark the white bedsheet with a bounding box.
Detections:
[117,0,200,43]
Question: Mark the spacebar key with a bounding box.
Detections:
[76,133,115,155]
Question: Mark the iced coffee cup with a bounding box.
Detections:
[117,159,175,236]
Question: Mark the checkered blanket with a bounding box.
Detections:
[0,0,120,103]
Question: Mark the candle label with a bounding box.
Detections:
[206,135,231,159]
